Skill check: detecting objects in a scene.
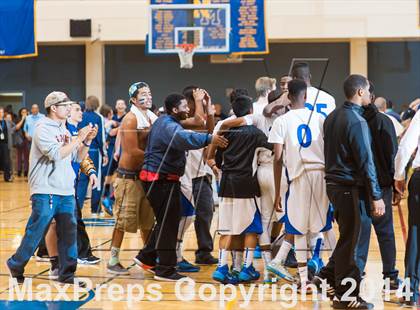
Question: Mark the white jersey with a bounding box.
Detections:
[185,149,211,179]
[383,112,404,137]
[268,108,325,181]
[306,86,336,118]
[244,114,274,137]
[253,100,267,116]
[395,110,420,180]
[245,114,275,164]
[213,115,236,134]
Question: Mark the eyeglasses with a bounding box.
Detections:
[54,103,72,107]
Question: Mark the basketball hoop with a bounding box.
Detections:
[176,44,195,69]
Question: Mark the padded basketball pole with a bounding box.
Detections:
[186,0,194,45]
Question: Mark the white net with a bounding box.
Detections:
[177,46,195,69]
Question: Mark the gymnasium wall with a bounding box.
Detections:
[368,41,420,107]
[1,42,418,113]
[0,46,85,111]
[105,42,350,111]
[36,0,420,42]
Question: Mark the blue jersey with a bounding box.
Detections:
[78,111,106,155]
[66,122,81,177]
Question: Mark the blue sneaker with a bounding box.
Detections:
[212,265,239,284]
[177,259,200,272]
[254,245,262,259]
[239,265,260,282]
[308,256,324,276]
[231,270,240,283]
[102,197,113,216]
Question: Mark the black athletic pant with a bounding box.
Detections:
[138,180,181,277]
[404,170,420,302]
[0,143,12,181]
[192,176,214,258]
[356,186,398,279]
[319,185,367,298]
[75,194,93,259]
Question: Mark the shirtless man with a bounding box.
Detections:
[107,82,157,274]
[107,82,212,275]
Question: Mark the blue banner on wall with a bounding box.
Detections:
[229,0,268,54]
[149,0,268,55]
[0,0,37,59]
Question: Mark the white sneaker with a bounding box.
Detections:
[34,255,51,262]
[49,268,59,280]
[267,261,295,282]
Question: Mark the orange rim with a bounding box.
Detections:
[176,44,195,52]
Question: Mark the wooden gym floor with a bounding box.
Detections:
[0,176,411,309]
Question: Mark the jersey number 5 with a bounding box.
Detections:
[305,103,328,118]
[297,124,312,148]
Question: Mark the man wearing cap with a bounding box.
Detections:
[107,82,157,275]
[7,91,96,286]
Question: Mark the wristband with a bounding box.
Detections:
[82,141,91,147]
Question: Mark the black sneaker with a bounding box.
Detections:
[6,261,25,284]
[312,275,335,300]
[154,272,191,282]
[398,297,418,307]
[58,278,87,288]
[77,255,101,265]
[383,277,402,293]
[133,255,156,274]
[195,254,218,265]
[284,249,298,268]
[332,296,373,309]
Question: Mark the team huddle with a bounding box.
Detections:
[6,62,420,310]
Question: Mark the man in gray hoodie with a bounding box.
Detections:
[7,91,96,286]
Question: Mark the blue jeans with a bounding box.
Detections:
[355,186,398,280]
[76,148,104,213]
[8,194,77,282]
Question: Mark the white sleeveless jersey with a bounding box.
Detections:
[306,86,335,118]
[268,108,325,181]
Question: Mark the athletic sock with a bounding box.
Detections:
[272,240,292,264]
[262,250,272,278]
[108,246,120,266]
[176,216,193,264]
[298,265,308,284]
[232,250,243,272]
[244,248,255,268]
[50,256,59,270]
[218,249,229,268]
[176,240,183,263]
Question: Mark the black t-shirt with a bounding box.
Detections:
[217,125,273,198]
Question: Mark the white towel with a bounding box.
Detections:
[130,105,157,129]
